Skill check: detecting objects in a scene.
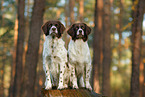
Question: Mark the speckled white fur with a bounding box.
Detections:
[43,35,69,90]
[68,39,92,91]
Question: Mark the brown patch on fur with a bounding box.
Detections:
[41,20,66,38]
[67,23,91,42]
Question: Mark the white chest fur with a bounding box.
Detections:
[68,39,92,90]
[43,36,67,75]
[43,36,67,61]
[68,39,91,65]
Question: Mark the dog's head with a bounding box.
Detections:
[67,23,91,42]
[41,20,65,39]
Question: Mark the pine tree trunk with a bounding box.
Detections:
[69,0,75,24]
[8,3,18,97]
[23,0,30,67]
[102,0,111,96]
[9,17,18,97]
[65,0,69,28]
[130,0,144,97]
[143,63,145,97]
[118,0,123,65]
[110,0,115,45]
[12,0,25,97]
[1,55,5,97]
[0,0,4,97]
[63,0,70,49]
[140,60,144,97]
[79,0,84,22]
[21,0,45,97]
[35,39,44,97]
[1,45,6,97]
[93,0,103,93]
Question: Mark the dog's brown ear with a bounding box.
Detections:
[41,22,49,36]
[67,24,75,37]
[57,21,66,34]
[84,23,91,35]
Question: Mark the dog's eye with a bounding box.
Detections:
[55,24,58,27]
[49,24,52,27]
[75,27,78,30]
[81,26,84,29]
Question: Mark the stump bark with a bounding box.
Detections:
[41,88,107,97]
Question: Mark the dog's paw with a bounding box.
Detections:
[63,84,68,88]
[45,84,52,90]
[86,82,92,91]
[45,81,52,90]
[79,81,85,87]
[57,84,65,90]
[72,84,79,89]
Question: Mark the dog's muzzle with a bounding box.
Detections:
[76,34,83,39]
[76,29,84,39]
[51,32,57,39]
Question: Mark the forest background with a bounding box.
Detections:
[0,0,145,97]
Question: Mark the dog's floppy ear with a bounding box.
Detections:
[67,24,75,37]
[84,23,91,35]
[41,22,49,36]
[57,21,66,34]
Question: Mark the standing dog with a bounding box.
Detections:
[67,23,92,90]
[42,20,69,90]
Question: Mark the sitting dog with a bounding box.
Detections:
[67,23,92,91]
[41,20,69,90]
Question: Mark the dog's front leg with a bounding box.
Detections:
[69,64,79,89]
[79,75,85,88]
[85,63,92,91]
[57,62,66,89]
[43,61,52,90]
[63,63,70,88]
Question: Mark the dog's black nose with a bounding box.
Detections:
[79,30,82,33]
[52,28,56,31]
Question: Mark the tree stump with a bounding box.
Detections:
[41,88,107,97]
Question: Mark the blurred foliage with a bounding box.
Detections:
[0,0,145,97]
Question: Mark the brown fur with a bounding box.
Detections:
[41,20,65,38]
[67,23,91,42]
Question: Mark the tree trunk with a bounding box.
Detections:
[140,2,145,97]
[0,0,4,97]
[118,0,123,66]
[1,46,6,97]
[12,0,25,97]
[35,39,44,97]
[93,0,103,93]
[130,0,144,97]
[79,0,84,22]
[110,0,115,45]
[69,0,75,24]
[102,0,111,96]
[140,60,144,97]
[63,0,70,49]
[9,17,18,97]
[143,62,145,97]
[1,57,5,97]
[21,0,45,97]
[23,0,30,66]
[65,0,69,28]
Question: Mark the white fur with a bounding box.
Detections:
[77,27,84,35]
[49,25,58,35]
[43,35,69,90]
[68,39,92,90]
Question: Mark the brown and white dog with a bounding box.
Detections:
[67,23,92,90]
[41,20,69,90]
